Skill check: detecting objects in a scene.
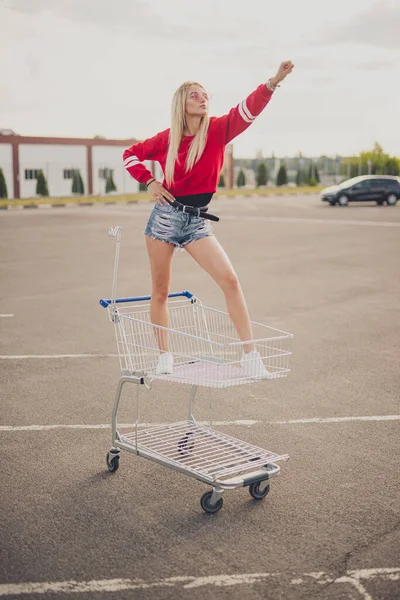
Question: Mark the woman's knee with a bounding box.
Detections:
[151,284,169,304]
[219,272,241,295]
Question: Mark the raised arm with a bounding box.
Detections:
[123,130,167,184]
[215,61,294,144]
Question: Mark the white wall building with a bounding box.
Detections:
[0,142,14,198]
[233,166,256,188]
[19,143,89,198]
[0,133,234,199]
[0,134,149,199]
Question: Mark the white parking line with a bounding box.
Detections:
[1,415,398,432]
[0,354,117,359]
[273,415,400,424]
[225,215,400,227]
[0,421,259,432]
[0,567,398,597]
[0,314,14,318]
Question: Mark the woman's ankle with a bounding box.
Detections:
[242,344,255,354]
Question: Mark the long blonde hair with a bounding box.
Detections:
[165,81,209,187]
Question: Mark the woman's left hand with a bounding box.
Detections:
[272,61,294,85]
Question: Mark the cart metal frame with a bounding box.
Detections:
[100,226,293,513]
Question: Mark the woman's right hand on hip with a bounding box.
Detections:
[147,180,175,206]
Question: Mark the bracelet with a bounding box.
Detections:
[266,78,280,92]
[145,178,156,187]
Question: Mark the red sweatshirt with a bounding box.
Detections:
[123,83,274,195]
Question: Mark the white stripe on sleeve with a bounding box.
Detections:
[124,156,142,168]
[241,99,255,121]
[238,101,253,123]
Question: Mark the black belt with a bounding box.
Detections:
[164,197,219,222]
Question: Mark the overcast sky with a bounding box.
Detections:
[1,0,399,158]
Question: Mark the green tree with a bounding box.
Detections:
[72,170,84,195]
[236,168,246,187]
[296,169,308,186]
[105,171,117,193]
[276,164,288,186]
[36,170,49,196]
[384,157,400,176]
[342,143,400,177]
[218,173,225,188]
[256,162,268,186]
[307,163,319,186]
[0,168,8,199]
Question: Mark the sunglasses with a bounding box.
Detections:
[188,91,209,102]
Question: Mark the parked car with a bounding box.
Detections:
[321,175,400,206]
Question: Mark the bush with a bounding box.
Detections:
[308,164,320,184]
[308,177,317,187]
[72,170,85,195]
[236,169,246,187]
[218,173,225,188]
[0,168,8,199]
[105,171,117,193]
[276,164,288,186]
[36,170,49,196]
[138,182,147,191]
[256,162,268,186]
[296,169,308,186]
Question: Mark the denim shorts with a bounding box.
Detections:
[144,203,214,248]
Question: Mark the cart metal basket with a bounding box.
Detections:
[100,226,293,513]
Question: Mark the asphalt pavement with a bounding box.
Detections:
[1,194,399,599]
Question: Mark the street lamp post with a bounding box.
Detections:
[335,156,340,183]
[299,158,304,186]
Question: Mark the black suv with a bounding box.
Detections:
[321,175,400,206]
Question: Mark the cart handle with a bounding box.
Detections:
[99,290,194,308]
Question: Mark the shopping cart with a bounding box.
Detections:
[100,226,293,513]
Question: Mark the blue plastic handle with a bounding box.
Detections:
[99,290,194,308]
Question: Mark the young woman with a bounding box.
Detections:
[123,61,294,375]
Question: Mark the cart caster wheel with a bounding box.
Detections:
[200,491,223,514]
[249,482,270,500]
[106,452,120,473]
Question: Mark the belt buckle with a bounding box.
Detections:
[182,205,188,214]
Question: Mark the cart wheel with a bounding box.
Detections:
[106,452,120,473]
[200,491,223,514]
[249,482,270,500]
[178,431,195,456]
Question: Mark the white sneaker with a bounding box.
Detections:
[156,352,173,374]
[240,350,269,378]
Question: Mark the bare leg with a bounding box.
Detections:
[184,236,254,352]
[145,236,175,351]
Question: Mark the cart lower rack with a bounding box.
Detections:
[105,378,289,513]
[100,226,293,513]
